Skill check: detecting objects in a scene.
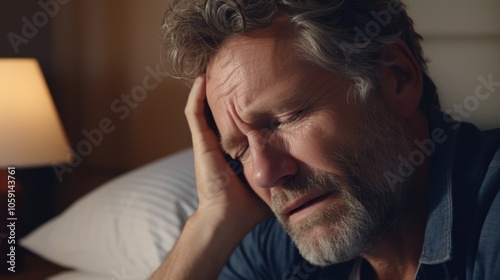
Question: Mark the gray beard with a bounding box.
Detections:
[271,98,415,266]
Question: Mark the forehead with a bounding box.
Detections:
[205,20,298,107]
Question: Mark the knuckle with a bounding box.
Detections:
[184,104,196,117]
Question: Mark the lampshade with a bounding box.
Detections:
[0,58,70,167]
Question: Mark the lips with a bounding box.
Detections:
[282,191,333,216]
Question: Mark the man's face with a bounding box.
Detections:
[206,26,413,265]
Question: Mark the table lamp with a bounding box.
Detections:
[0,58,70,168]
[0,58,70,272]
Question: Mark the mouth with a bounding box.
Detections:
[282,191,335,222]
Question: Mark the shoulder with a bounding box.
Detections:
[456,126,500,279]
[219,218,300,280]
[473,128,500,279]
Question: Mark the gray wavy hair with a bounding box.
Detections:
[161,0,440,117]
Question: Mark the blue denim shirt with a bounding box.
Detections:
[219,112,500,280]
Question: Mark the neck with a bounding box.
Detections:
[362,157,429,280]
[361,220,426,279]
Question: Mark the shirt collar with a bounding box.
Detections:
[419,112,458,264]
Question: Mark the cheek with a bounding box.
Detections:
[286,117,346,173]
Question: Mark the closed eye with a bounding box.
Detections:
[235,110,305,160]
[235,145,249,161]
[276,110,305,128]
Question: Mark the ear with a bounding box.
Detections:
[377,40,423,119]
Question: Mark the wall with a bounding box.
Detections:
[50,0,191,170]
[48,0,192,211]
[407,0,500,130]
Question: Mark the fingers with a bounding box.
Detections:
[185,76,207,134]
[185,76,220,154]
[183,76,272,226]
[184,76,234,203]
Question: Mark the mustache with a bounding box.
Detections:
[271,171,345,215]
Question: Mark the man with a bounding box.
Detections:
[152,0,500,279]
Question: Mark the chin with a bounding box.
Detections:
[288,221,363,266]
[285,203,377,267]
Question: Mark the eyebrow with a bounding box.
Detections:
[218,108,273,158]
[218,92,304,157]
[218,78,334,157]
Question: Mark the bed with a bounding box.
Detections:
[12,149,198,280]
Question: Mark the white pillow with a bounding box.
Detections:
[21,148,198,278]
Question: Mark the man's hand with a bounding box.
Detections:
[186,76,271,228]
[150,76,271,280]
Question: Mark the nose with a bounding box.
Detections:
[247,129,298,189]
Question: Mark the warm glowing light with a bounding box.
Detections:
[0,58,70,167]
